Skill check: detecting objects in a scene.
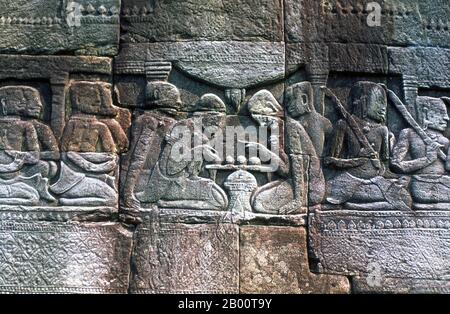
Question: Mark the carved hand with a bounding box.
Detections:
[200,145,221,163]
[6,150,38,165]
[245,142,272,161]
[12,154,26,168]
[426,142,443,163]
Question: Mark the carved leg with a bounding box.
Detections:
[252,179,295,214]
[0,182,40,205]
[59,177,117,207]
[346,202,401,211]
[413,203,450,211]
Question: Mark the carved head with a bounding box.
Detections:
[70,81,118,117]
[0,86,43,118]
[248,90,283,127]
[145,81,182,115]
[349,82,387,123]
[284,82,313,118]
[418,97,449,132]
[191,93,226,114]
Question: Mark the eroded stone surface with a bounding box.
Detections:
[0,221,132,293]
[310,209,450,280]
[352,277,450,294]
[130,220,239,294]
[121,0,283,42]
[240,226,350,294]
[285,0,450,48]
[0,0,120,55]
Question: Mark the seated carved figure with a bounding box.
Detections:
[50,82,128,207]
[391,96,450,210]
[21,87,60,196]
[248,86,326,214]
[324,82,412,211]
[121,82,228,211]
[0,86,55,205]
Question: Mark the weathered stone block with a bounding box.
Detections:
[240,226,350,294]
[0,0,121,55]
[352,277,450,294]
[121,0,283,42]
[388,47,450,89]
[0,55,129,214]
[115,41,285,91]
[129,219,239,293]
[0,221,132,293]
[310,209,450,280]
[285,0,450,48]
[329,43,389,74]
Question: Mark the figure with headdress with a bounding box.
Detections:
[246,87,326,214]
[50,81,128,207]
[0,86,56,205]
[121,82,228,211]
[324,81,411,210]
[391,95,450,210]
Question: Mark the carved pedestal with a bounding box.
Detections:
[224,170,258,214]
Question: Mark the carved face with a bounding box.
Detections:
[286,92,311,118]
[285,82,313,118]
[366,86,387,123]
[146,82,182,113]
[70,81,118,117]
[425,99,449,132]
[0,86,42,118]
[25,93,43,118]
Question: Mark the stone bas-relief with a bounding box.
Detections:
[52,81,128,208]
[119,77,332,217]
[324,82,411,211]
[1,0,450,295]
[0,221,132,293]
[391,95,450,210]
[0,0,120,55]
[0,86,58,206]
[0,81,128,212]
[0,55,129,220]
[120,81,227,213]
[130,217,239,294]
[309,81,450,288]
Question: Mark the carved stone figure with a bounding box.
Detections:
[121,81,181,210]
[50,81,127,207]
[391,95,450,210]
[247,87,325,214]
[246,90,293,214]
[189,93,227,181]
[22,89,60,181]
[0,86,56,205]
[285,82,333,157]
[121,82,228,211]
[324,82,412,211]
